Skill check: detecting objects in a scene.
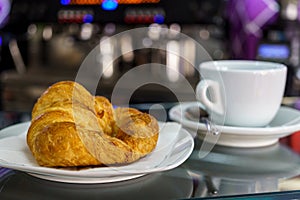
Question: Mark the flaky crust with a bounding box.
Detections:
[113,107,159,155]
[27,81,159,167]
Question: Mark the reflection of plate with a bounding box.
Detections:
[187,142,300,180]
[0,121,194,183]
[169,102,300,148]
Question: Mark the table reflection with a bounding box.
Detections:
[184,138,300,197]
[0,168,193,200]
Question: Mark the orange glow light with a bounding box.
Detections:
[64,0,160,5]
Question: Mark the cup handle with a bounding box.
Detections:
[196,80,224,115]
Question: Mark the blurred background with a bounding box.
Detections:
[0,0,299,113]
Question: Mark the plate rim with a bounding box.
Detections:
[28,172,146,184]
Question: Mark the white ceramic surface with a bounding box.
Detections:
[196,60,287,127]
[0,121,194,183]
[169,102,300,148]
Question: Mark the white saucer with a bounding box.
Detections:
[169,102,300,148]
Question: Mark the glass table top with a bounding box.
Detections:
[1,110,300,199]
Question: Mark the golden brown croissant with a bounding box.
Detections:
[27,81,159,167]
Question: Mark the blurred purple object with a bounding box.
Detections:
[0,167,12,177]
[227,0,279,59]
[298,1,300,22]
[293,99,300,110]
[0,0,11,28]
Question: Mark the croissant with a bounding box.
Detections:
[26,81,159,167]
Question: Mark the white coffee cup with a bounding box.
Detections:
[196,60,287,127]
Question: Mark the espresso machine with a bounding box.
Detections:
[0,0,229,112]
[255,0,300,97]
